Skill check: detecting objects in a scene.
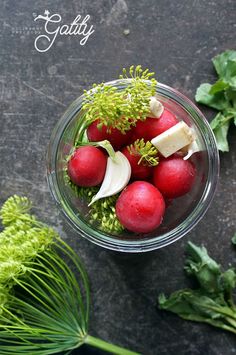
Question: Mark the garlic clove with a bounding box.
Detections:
[88,151,131,206]
[183,140,200,160]
[126,94,164,118]
[149,96,164,118]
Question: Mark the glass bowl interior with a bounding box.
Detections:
[47,80,219,252]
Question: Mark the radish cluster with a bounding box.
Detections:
[67,107,196,234]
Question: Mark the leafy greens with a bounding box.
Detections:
[158,241,236,335]
[195,50,236,152]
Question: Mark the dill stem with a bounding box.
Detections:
[84,335,141,355]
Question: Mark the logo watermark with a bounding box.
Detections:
[33,10,95,53]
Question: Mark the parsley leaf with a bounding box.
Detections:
[158,241,236,335]
[195,50,236,152]
[231,233,236,245]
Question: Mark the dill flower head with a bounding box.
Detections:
[83,65,157,133]
[0,195,32,226]
[0,196,56,289]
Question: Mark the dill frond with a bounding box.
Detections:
[0,196,139,354]
[82,65,157,133]
[128,139,159,166]
[64,174,124,234]
[78,186,124,233]
[0,196,56,292]
[89,194,124,233]
[0,195,32,226]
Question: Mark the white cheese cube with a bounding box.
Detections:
[151,121,194,158]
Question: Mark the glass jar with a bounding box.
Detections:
[47,80,219,252]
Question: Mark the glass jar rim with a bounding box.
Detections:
[47,80,219,253]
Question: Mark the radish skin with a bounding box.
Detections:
[122,146,152,180]
[153,157,196,198]
[132,109,178,142]
[67,146,107,187]
[87,119,132,151]
[116,181,165,233]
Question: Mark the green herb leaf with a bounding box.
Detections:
[211,114,231,152]
[212,50,236,80]
[184,242,221,293]
[76,139,116,160]
[195,83,228,111]
[232,233,236,245]
[195,50,236,152]
[158,241,236,335]
[209,80,229,95]
[159,289,236,334]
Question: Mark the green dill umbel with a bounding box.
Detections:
[82,65,157,133]
[77,186,124,233]
[0,195,55,289]
[64,169,124,234]
[128,139,159,166]
[89,194,124,233]
[0,195,139,355]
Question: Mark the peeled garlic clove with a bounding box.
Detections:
[149,97,164,118]
[183,140,200,160]
[151,121,194,158]
[88,151,131,206]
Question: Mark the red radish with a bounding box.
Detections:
[87,119,132,151]
[132,109,178,142]
[68,146,107,187]
[122,146,152,180]
[153,157,196,198]
[116,181,165,233]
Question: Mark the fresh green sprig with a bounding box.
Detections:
[82,65,157,133]
[158,241,236,335]
[0,195,139,354]
[195,50,236,152]
[128,138,159,166]
[75,139,116,160]
[77,185,99,200]
[0,195,32,226]
[120,65,157,131]
[0,196,55,291]
[119,65,156,81]
[64,171,124,234]
[77,186,124,233]
[64,169,80,197]
[89,194,124,233]
[0,239,90,354]
[83,84,124,131]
